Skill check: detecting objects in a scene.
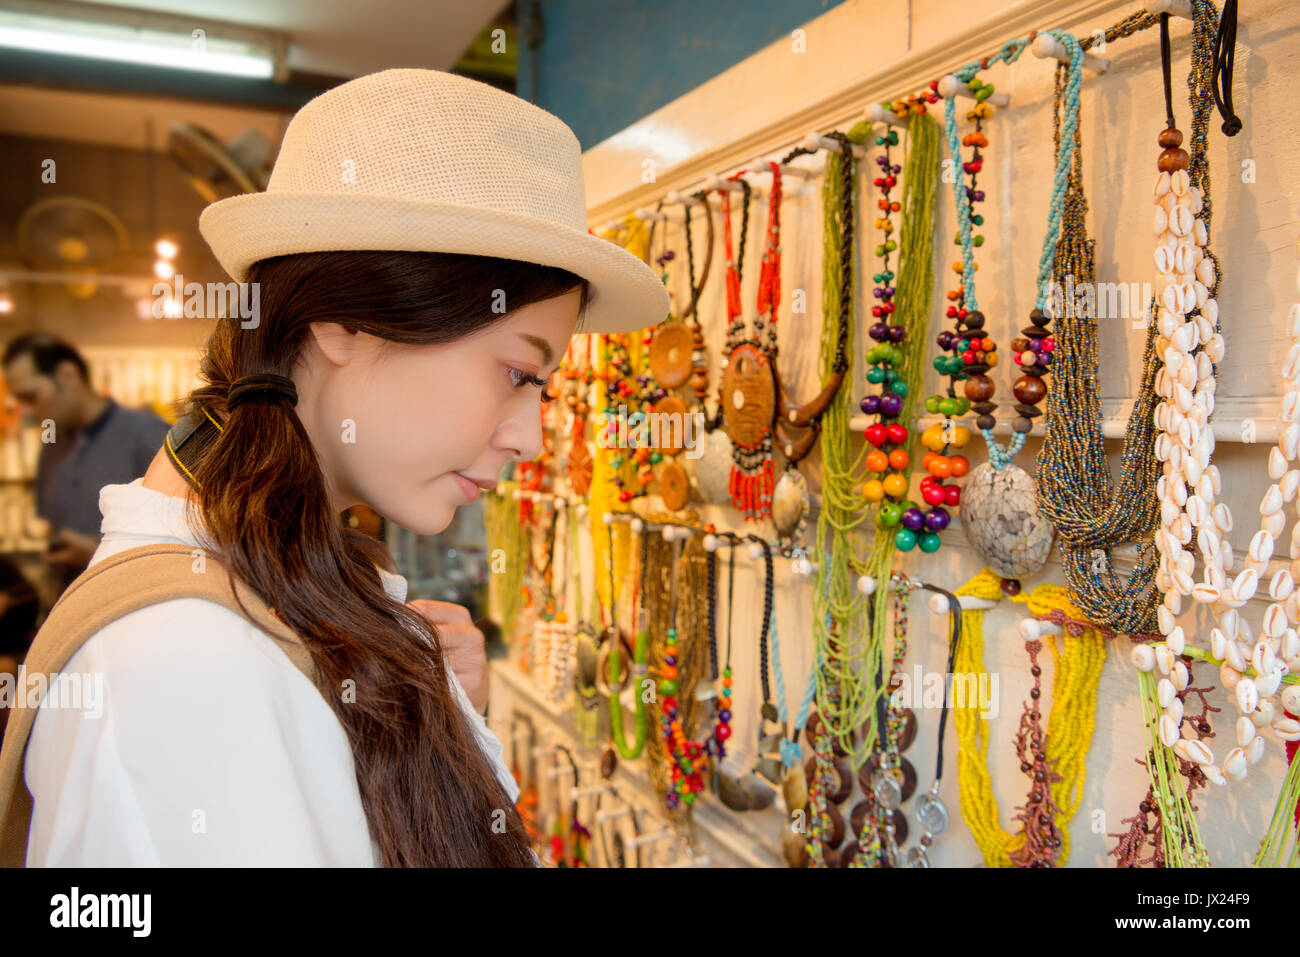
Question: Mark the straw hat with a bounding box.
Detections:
[198,68,667,336]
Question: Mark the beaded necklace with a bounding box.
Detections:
[860,127,931,552]
[1035,13,1165,635]
[951,568,1104,867]
[950,38,1074,464]
[656,533,710,810]
[942,34,1079,585]
[815,114,940,767]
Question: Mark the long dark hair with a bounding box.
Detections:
[182,250,589,866]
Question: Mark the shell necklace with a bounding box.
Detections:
[1143,4,1300,788]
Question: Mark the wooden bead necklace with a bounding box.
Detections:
[940,35,1082,586]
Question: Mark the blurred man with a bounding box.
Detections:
[2,333,169,593]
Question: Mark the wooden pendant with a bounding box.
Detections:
[720,344,776,448]
[649,322,694,389]
[659,460,690,510]
[652,395,689,455]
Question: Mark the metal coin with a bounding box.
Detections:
[905,845,931,868]
[872,769,902,811]
[916,792,950,835]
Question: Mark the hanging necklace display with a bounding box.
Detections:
[1256,241,1300,869]
[717,174,779,522]
[593,784,642,868]
[510,713,541,848]
[1142,1,1300,800]
[524,499,559,683]
[942,37,1065,586]
[686,190,739,509]
[1034,13,1165,635]
[599,522,650,772]
[548,744,590,867]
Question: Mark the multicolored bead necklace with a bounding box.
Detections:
[656,532,716,810]
[860,126,927,549]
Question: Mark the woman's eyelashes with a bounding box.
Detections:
[506,366,555,403]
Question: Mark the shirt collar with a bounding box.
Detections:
[98,478,409,603]
[80,396,118,441]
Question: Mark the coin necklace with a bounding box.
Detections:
[851,573,920,867]
[648,198,710,511]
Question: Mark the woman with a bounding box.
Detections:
[3,69,667,867]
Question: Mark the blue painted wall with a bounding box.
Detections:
[517,0,845,149]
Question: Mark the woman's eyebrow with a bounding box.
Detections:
[517,333,554,368]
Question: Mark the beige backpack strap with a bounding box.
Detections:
[0,543,321,867]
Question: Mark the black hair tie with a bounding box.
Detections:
[227,373,298,410]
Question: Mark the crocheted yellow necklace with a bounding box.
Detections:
[952,568,1105,866]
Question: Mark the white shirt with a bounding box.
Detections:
[25,477,520,866]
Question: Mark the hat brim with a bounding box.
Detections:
[198,192,669,337]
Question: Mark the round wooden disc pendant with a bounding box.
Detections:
[649,322,695,389]
[653,395,688,454]
[720,343,775,449]
[659,460,690,510]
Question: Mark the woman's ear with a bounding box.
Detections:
[306,321,362,368]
